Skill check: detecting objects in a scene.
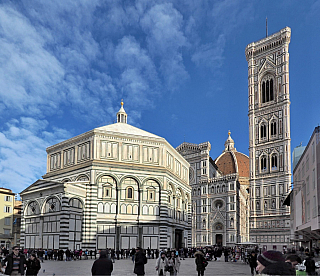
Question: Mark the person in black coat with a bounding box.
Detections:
[26,253,41,276]
[134,247,147,276]
[91,250,113,276]
[248,251,257,275]
[1,246,27,275]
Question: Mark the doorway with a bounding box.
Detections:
[216,234,223,246]
[175,229,183,249]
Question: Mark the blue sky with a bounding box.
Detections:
[0,0,319,193]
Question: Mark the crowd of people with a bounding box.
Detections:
[1,245,320,275]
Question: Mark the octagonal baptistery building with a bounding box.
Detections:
[20,103,191,251]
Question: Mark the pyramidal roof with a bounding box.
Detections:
[95,122,163,140]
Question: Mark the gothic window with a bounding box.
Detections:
[260,124,267,139]
[261,156,267,172]
[272,199,276,209]
[271,121,277,136]
[211,186,215,193]
[203,219,206,229]
[264,201,268,209]
[271,155,278,171]
[127,187,133,199]
[217,185,220,193]
[256,201,260,210]
[222,185,226,193]
[261,78,274,103]
[198,188,201,195]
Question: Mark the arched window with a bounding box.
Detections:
[256,201,260,210]
[264,201,268,209]
[203,219,206,229]
[69,198,83,209]
[271,155,278,171]
[26,201,40,216]
[261,156,267,172]
[260,124,267,139]
[44,197,61,213]
[127,187,133,199]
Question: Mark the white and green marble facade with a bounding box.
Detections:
[20,105,191,251]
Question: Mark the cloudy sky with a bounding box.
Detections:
[0,0,319,193]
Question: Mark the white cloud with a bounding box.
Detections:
[0,117,72,193]
[191,34,226,69]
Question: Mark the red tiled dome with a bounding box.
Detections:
[215,151,249,178]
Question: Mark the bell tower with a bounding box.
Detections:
[245,27,292,250]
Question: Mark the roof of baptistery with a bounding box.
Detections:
[214,131,249,178]
[95,122,162,139]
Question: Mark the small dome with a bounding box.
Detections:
[215,132,249,178]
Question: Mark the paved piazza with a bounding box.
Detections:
[39,257,251,276]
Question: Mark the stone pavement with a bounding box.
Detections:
[39,257,251,276]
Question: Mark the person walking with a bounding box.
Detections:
[134,247,147,276]
[195,250,207,276]
[26,253,41,276]
[248,251,257,276]
[155,252,168,276]
[1,246,27,276]
[91,250,113,276]
[168,251,180,276]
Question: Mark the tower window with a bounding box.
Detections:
[261,156,267,172]
[260,124,267,139]
[271,155,278,171]
[271,121,277,136]
[261,78,274,103]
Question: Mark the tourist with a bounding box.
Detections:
[195,250,207,276]
[155,251,168,276]
[256,250,295,275]
[91,250,113,276]
[248,251,257,276]
[26,253,41,276]
[134,247,147,276]
[1,245,27,275]
[168,251,180,276]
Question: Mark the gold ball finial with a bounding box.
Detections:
[228,130,231,136]
[121,99,124,106]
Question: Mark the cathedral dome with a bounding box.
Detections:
[214,132,249,178]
